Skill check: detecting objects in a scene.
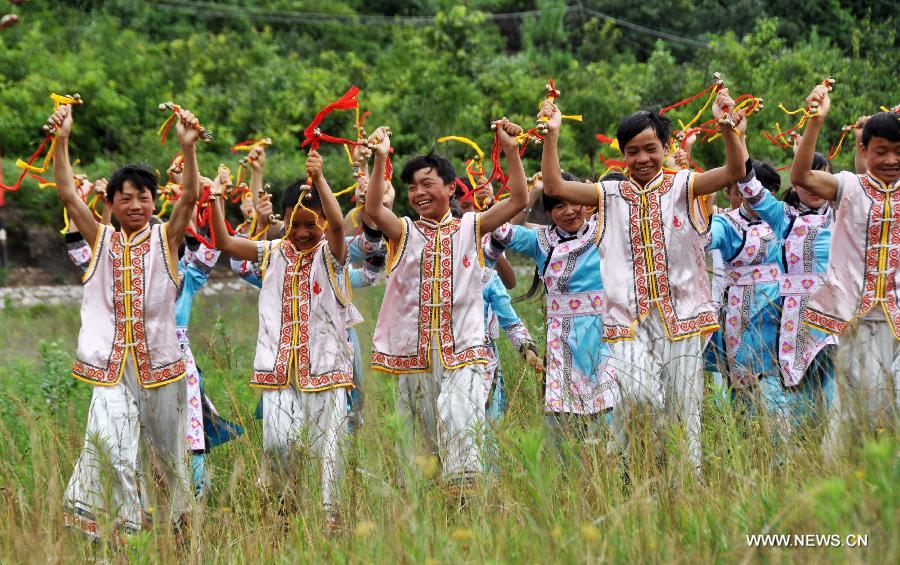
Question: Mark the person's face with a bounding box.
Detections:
[862,136,900,184]
[726,183,741,210]
[285,206,324,251]
[623,128,665,185]
[111,181,155,234]
[407,167,453,220]
[549,201,586,233]
[794,184,827,209]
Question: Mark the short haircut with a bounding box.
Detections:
[751,160,781,193]
[400,150,457,185]
[616,109,672,151]
[862,111,900,147]
[106,164,158,203]
[282,179,322,214]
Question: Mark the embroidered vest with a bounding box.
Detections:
[73,224,185,388]
[720,208,780,368]
[372,211,489,373]
[778,208,837,385]
[805,172,900,337]
[252,239,353,391]
[598,169,718,341]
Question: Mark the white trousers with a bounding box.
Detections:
[64,359,190,537]
[824,312,900,460]
[606,313,705,475]
[261,386,349,510]
[397,349,487,481]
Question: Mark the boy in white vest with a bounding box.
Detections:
[210,150,352,525]
[48,103,202,538]
[362,120,528,495]
[791,83,900,459]
[538,90,748,477]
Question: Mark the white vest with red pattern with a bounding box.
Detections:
[371,211,489,373]
[252,239,353,391]
[805,172,900,337]
[597,169,718,342]
[73,223,185,388]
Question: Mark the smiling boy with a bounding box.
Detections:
[49,102,201,538]
[363,120,528,493]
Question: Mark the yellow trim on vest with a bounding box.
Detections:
[81,224,107,284]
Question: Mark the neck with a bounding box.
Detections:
[421,206,450,222]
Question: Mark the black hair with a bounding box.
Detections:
[616,109,672,151]
[751,160,781,193]
[599,171,627,182]
[449,199,464,218]
[519,172,580,303]
[400,150,457,185]
[282,179,323,215]
[540,171,579,215]
[106,164,158,203]
[783,152,831,208]
[861,111,900,147]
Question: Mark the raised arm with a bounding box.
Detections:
[852,115,869,175]
[364,127,403,243]
[165,108,202,250]
[789,84,839,201]
[306,150,346,263]
[48,104,99,245]
[692,89,750,196]
[479,118,530,233]
[538,102,600,205]
[210,185,258,261]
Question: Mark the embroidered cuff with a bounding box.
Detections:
[737,171,766,206]
[505,322,533,351]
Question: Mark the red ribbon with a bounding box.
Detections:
[1,134,52,192]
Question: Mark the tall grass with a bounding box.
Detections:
[0,291,895,563]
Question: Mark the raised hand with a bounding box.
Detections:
[495,117,524,151]
[711,88,736,121]
[306,150,325,182]
[537,99,562,135]
[175,108,201,148]
[47,104,74,139]
[248,145,266,172]
[805,83,831,120]
[367,126,392,156]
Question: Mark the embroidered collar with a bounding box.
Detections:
[551,219,590,243]
[866,172,899,193]
[418,209,453,227]
[626,170,665,194]
[119,223,152,245]
[738,206,761,225]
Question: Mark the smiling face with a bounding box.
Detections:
[111,181,155,234]
[284,205,324,251]
[623,128,665,186]
[549,201,585,234]
[407,167,453,220]
[862,136,900,184]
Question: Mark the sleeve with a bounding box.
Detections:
[65,232,92,273]
[745,182,791,238]
[182,242,220,290]
[706,215,741,260]
[489,223,541,263]
[488,276,534,350]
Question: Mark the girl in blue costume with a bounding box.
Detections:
[486,172,619,446]
[705,161,788,433]
[739,152,836,423]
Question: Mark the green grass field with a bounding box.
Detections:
[0,288,896,563]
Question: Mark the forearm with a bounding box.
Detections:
[790,119,820,186]
[249,167,263,204]
[364,155,402,240]
[854,139,867,174]
[317,176,347,262]
[540,132,598,204]
[53,137,98,242]
[212,198,257,260]
[167,144,199,243]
